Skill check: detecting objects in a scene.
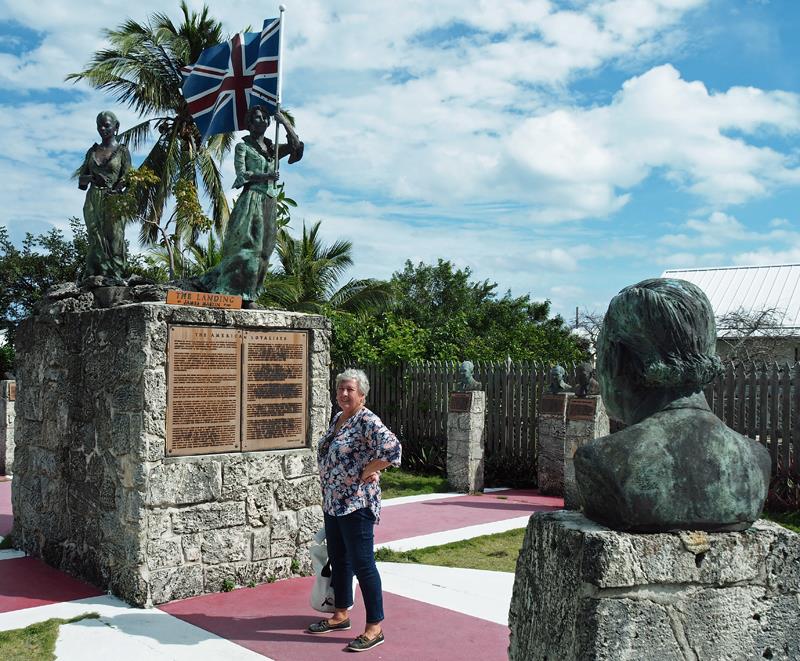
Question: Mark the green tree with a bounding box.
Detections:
[259,221,394,316]
[387,259,585,364]
[66,2,230,252]
[0,220,88,345]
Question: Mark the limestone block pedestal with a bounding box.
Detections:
[0,380,14,475]
[563,396,609,509]
[537,393,572,495]
[446,391,485,492]
[12,301,331,606]
[509,511,800,660]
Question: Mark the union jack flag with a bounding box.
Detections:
[181,18,281,142]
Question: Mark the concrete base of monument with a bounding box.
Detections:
[12,301,332,607]
[508,510,800,660]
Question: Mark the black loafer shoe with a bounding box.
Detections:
[307,618,351,634]
[347,631,385,652]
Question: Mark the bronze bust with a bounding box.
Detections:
[575,278,770,532]
[454,360,482,392]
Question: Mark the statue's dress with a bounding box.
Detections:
[575,394,771,532]
[201,136,279,300]
[79,143,131,280]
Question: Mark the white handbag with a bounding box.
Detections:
[309,528,357,613]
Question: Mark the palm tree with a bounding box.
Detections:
[66,2,232,250]
[259,221,395,315]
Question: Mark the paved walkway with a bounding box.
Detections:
[0,478,563,660]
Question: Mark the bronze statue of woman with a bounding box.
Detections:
[200,105,303,302]
[78,110,131,283]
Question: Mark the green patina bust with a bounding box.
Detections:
[575,278,770,532]
[454,360,482,392]
[548,365,572,395]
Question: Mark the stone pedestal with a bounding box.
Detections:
[12,302,331,606]
[537,393,572,495]
[446,391,485,493]
[0,380,14,475]
[509,511,800,661]
[563,396,609,509]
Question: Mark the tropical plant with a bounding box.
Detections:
[66,2,231,253]
[259,221,394,315]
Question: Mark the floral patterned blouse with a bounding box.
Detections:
[317,407,402,523]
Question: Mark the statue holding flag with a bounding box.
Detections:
[181,11,304,303]
[199,105,303,300]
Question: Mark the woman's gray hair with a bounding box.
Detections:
[336,368,370,398]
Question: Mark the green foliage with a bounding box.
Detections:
[389,259,585,363]
[221,578,235,592]
[290,558,300,574]
[379,469,450,499]
[395,438,446,477]
[329,311,430,366]
[0,220,88,344]
[259,221,394,316]
[0,344,13,377]
[764,511,800,533]
[484,450,537,489]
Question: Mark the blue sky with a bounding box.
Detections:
[0,0,799,322]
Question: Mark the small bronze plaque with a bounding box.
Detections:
[242,330,308,451]
[449,391,473,412]
[7,381,15,401]
[540,394,568,416]
[567,397,598,421]
[166,289,242,309]
[166,326,242,456]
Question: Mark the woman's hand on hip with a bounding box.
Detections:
[361,470,380,483]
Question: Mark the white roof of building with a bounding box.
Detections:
[661,264,800,332]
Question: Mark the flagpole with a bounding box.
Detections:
[273,4,286,182]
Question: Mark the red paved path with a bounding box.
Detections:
[163,575,509,661]
[376,489,563,544]
[0,480,11,538]
[0,557,102,613]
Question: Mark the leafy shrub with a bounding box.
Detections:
[766,455,800,513]
[398,437,446,476]
[484,449,536,489]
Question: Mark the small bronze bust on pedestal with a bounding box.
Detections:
[454,360,482,392]
[574,362,600,398]
[575,278,770,532]
[548,365,572,394]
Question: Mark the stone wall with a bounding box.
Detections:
[12,302,330,606]
[537,394,572,496]
[0,380,14,475]
[563,396,609,509]
[509,511,800,660]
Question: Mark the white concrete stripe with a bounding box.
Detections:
[381,491,460,507]
[0,595,272,661]
[382,487,511,508]
[378,562,514,625]
[376,515,531,552]
[0,548,25,560]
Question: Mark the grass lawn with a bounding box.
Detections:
[764,511,800,534]
[376,528,526,573]
[0,613,99,660]
[380,469,450,499]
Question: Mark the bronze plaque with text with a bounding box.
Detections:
[241,330,308,451]
[448,392,472,412]
[7,381,15,401]
[166,326,242,456]
[540,393,568,416]
[567,397,598,421]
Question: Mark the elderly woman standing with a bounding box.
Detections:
[308,369,401,652]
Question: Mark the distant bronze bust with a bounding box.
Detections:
[574,362,599,397]
[575,278,770,532]
[548,365,572,395]
[455,360,482,392]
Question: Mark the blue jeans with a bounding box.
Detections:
[324,508,384,624]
